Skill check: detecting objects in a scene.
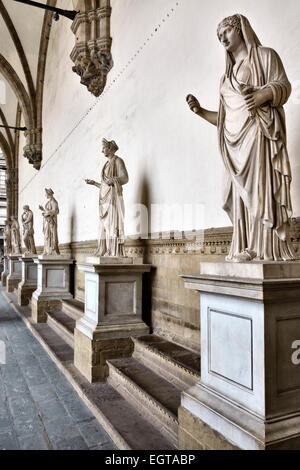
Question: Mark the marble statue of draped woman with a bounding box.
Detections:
[187,14,296,262]
[39,188,60,256]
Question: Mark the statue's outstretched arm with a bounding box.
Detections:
[186,95,218,127]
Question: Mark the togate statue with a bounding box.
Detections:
[85,138,129,257]
[10,217,22,255]
[3,219,12,255]
[39,188,60,256]
[187,14,296,262]
[21,205,37,255]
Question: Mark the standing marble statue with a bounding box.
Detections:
[22,205,37,255]
[85,138,129,257]
[3,219,12,255]
[187,14,296,262]
[39,188,60,256]
[10,217,22,254]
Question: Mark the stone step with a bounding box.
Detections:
[61,298,84,321]
[132,335,200,390]
[46,309,76,348]
[107,356,180,447]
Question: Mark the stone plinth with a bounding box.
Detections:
[31,255,73,323]
[179,261,300,450]
[74,259,151,382]
[6,254,22,293]
[1,256,9,288]
[17,255,38,306]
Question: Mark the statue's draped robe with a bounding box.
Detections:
[22,211,36,254]
[11,221,21,254]
[97,155,128,257]
[218,16,295,261]
[4,226,11,255]
[43,197,60,255]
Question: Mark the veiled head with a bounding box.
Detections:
[217,14,244,53]
[23,205,29,211]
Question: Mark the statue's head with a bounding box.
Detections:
[23,205,29,211]
[217,14,244,53]
[45,188,54,199]
[102,138,119,158]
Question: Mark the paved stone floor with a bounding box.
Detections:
[0,292,117,450]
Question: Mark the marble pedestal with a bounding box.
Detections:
[74,259,151,382]
[1,256,9,287]
[6,254,22,293]
[179,261,300,450]
[17,255,38,306]
[31,255,73,323]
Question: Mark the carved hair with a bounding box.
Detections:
[102,138,119,154]
[45,188,54,196]
[217,14,242,39]
[23,205,29,210]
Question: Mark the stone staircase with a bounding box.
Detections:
[46,299,84,347]
[107,335,200,448]
[43,300,200,449]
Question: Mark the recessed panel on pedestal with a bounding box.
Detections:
[208,308,253,391]
[12,261,22,275]
[105,281,135,316]
[46,268,65,289]
[27,265,37,282]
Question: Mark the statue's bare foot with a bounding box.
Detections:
[231,249,257,263]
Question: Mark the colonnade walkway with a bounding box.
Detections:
[0,289,116,450]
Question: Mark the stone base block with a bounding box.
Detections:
[17,286,36,306]
[74,321,149,382]
[31,297,62,323]
[1,271,7,288]
[6,277,20,293]
[178,406,238,451]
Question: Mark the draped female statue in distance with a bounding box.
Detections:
[187,14,296,262]
[22,205,37,255]
[3,219,12,255]
[39,188,60,256]
[85,138,129,257]
[10,217,22,255]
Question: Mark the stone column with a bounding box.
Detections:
[1,255,9,287]
[179,261,300,450]
[17,254,38,306]
[6,254,22,293]
[31,255,73,323]
[74,258,151,382]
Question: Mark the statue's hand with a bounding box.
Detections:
[244,88,273,112]
[186,94,201,114]
[85,179,96,186]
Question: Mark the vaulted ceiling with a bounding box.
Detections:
[0,0,57,170]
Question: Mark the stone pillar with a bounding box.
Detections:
[17,254,38,306]
[179,261,300,450]
[1,255,9,287]
[6,254,22,293]
[74,257,151,382]
[31,256,73,323]
[6,168,18,219]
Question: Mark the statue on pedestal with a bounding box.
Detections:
[187,14,296,262]
[3,219,12,255]
[85,138,129,257]
[21,205,37,255]
[10,217,22,254]
[39,188,60,256]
